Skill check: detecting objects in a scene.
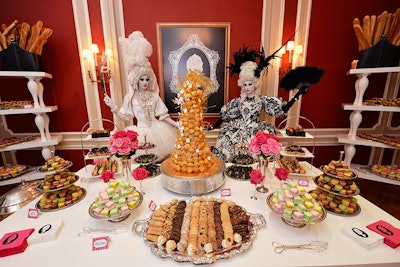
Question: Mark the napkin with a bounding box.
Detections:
[27,220,64,245]
[0,228,34,257]
[367,220,400,249]
[341,223,383,249]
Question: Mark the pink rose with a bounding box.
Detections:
[132,168,149,181]
[249,169,264,185]
[126,130,138,141]
[117,142,132,155]
[255,132,269,145]
[274,167,290,181]
[113,130,127,139]
[100,170,115,183]
[130,139,139,150]
[248,139,261,154]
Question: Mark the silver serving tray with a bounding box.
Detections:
[36,188,86,212]
[132,212,266,264]
[88,190,143,222]
[36,175,80,193]
[319,165,358,179]
[308,190,361,217]
[37,161,73,173]
[313,176,360,197]
[266,193,327,228]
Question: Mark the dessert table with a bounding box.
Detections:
[0,164,399,267]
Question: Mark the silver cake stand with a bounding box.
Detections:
[161,158,225,195]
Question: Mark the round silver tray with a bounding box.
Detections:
[228,155,256,166]
[319,165,357,179]
[134,154,158,164]
[88,190,143,222]
[132,212,266,264]
[161,158,225,195]
[313,176,360,197]
[36,175,79,193]
[266,193,327,228]
[36,188,86,212]
[308,190,361,217]
[37,161,73,173]
[224,165,254,180]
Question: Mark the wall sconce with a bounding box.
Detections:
[279,41,303,73]
[83,43,111,91]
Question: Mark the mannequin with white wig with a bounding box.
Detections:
[104,31,178,161]
[212,60,287,162]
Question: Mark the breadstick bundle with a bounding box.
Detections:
[353,9,400,68]
[0,19,53,55]
[353,8,400,51]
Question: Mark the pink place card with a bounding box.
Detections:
[27,208,39,219]
[148,200,157,211]
[92,236,109,251]
[220,188,231,197]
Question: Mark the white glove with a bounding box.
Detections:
[104,95,118,112]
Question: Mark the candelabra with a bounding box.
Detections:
[83,44,112,92]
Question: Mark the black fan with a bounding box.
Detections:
[280,66,324,91]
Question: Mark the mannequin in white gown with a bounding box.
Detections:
[104,31,178,161]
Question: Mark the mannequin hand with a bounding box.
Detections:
[103,95,117,110]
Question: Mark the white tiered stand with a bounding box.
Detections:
[0,71,62,185]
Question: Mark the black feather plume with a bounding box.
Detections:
[280,66,324,91]
[227,46,259,75]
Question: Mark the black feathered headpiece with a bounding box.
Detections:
[227,44,286,78]
[279,66,324,91]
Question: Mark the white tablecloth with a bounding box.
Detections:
[0,164,399,267]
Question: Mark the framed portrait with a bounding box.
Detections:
[156,22,230,116]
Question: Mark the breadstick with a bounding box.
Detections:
[6,27,17,45]
[353,23,371,51]
[362,15,371,43]
[26,20,43,52]
[370,15,377,44]
[384,13,393,37]
[29,28,53,55]
[2,20,18,36]
[373,11,388,45]
[0,32,6,49]
[19,22,30,49]
[388,11,400,45]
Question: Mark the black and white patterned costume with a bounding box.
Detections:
[213,95,287,162]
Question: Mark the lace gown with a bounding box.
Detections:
[120,93,177,161]
[213,95,287,162]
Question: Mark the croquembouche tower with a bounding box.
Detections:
[161,70,224,194]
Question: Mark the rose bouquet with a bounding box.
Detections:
[248,131,282,158]
[248,131,282,193]
[108,130,139,158]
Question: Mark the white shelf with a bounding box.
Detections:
[351,163,400,186]
[338,134,399,150]
[342,103,400,112]
[280,146,314,158]
[347,66,400,75]
[0,135,63,152]
[0,71,52,79]
[0,105,58,115]
[0,168,44,186]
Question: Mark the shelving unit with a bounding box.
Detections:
[0,71,63,161]
[338,66,400,184]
